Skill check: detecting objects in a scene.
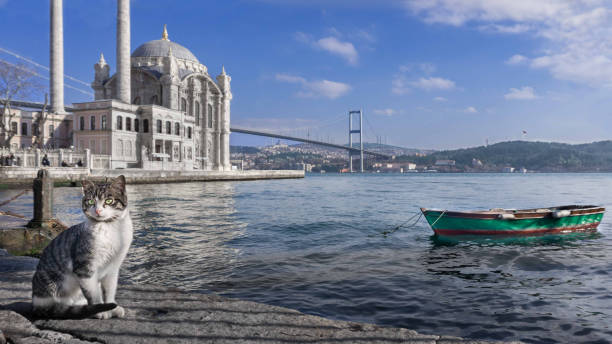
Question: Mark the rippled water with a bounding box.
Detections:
[2,173,612,343]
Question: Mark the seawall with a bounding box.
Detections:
[0,167,304,187]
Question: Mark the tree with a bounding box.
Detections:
[0,60,43,148]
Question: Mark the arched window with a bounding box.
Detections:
[134,118,139,132]
[90,115,96,130]
[207,104,213,128]
[133,96,141,105]
[79,116,85,130]
[117,116,123,130]
[101,115,107,129]
[126,117,132,131]
[143,119,149,133]
[150,95,158,105]
[187,126,192,139]
[181,98,187,112]
[175,122,180,136]
[157,119,162,133]
[166,121,171,134]
[21,123,28,136]
[195,101,200,126]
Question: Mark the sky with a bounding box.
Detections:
[2,0,612,150]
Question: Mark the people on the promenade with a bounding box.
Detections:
[76,159,83,167]
[42,154,50,166]
[61,160,68,167]
[8,153,15,166]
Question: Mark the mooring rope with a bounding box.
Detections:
[0,189,28,207]
[380,211,423,236]
[429,210,447,228]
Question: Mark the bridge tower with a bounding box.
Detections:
[348,110,364,172]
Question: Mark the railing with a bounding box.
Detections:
[0,147,110,169]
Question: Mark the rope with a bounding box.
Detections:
[0,189,28,207]
[380,211,423,236]
[430,210,447,228]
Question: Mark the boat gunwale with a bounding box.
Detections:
[420,206,605,220]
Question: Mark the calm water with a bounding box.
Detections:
[2,173,612,343]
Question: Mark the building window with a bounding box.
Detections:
[101,115,107,129]
[195,101,200,126]
[126,117,132,131]
[174,122,180,135]
[181,98,187,112]
[48,125,54,138]
[187,126,192,139]
[157,119,162,133]
[10,122,17,133]
[134,118,139,132]
[79,116,85,130]
[150,95,158,105]
[21,123,28,136]
[117,116,123,130]
[133,96,141,105]
[207,104,213,128]
[90,115,96,130]
[166,121,171,134]
[143,119,149,133]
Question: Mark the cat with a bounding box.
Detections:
[31,175,133,319]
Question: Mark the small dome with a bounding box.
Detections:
[132,39,199,63]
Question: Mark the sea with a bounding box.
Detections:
[2,173,612,343]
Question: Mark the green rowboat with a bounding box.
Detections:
[421,205,605,236]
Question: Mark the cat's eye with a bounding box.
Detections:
[105,198,113,205]
[87,199,94,205]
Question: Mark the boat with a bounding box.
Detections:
[420,205,605,236]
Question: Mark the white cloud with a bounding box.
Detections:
[404,0,612,86]
[392,75,410,95]
[433,96,447,102]
[410,77,455,90]
[275,73,351,99]
[504,86,538,100]
[506,54,528,65]
[295,32,359,65]
[464,106,478,113]
[373,108,396,116]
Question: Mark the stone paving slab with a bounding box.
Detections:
[0,252,522,344]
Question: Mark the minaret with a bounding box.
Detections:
[92,53,110,100]
[50,0,65,113]
[116,0,131,103]
[216,66,232,170]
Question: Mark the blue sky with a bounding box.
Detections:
[2,0,612,149]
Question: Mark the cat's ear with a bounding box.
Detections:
[112,175,126,192]
[81,180,95,195]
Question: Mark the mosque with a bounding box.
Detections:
[4,0,232,171]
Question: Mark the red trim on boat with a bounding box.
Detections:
[434,222,600,236]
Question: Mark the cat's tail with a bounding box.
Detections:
[33,302,117,319]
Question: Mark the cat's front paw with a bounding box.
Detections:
[94,311,112,320]
[111,306,125,318]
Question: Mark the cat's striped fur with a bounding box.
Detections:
[32,175,133,319]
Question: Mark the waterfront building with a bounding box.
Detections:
[0,107,71,150]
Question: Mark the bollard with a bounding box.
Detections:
[27,169,54,228]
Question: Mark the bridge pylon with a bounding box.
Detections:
[348,109,364,173]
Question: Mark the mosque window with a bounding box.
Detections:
[90,116,96,130]
[21,123,28,136]
[101,115,107,129]
[133,97,141,105]
[195,101,200,126]
[79,116,85,130]
[11,122,17,133]
[150,95,159,105]
[157,120,162,133]
[134,119,139,132]
[175,122,180,136]
[207,104,213,128]
[181,98,187,113]
[143,119,149,133]
[166,121,171,134]
[188,127,192,139]
[117,116,123,130]
[126,117,132,131]
[49,125,54,138]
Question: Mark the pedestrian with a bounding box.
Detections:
[42,154,50,166]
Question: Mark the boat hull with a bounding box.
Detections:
[421,207,604,236]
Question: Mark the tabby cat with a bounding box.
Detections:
[31,175,133,319]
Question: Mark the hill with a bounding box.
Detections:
[398,140,612,172]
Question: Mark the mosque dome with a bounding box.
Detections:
[131,25,199,63]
